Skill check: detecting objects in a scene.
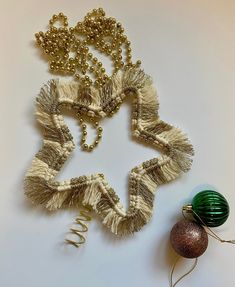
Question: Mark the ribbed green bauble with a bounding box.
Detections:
[183,190,230,227]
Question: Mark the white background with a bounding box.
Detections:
[1,0,235,286]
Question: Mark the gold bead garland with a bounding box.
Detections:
[78,113,103,152]
[35,8,141,88]
[35,8,141,152]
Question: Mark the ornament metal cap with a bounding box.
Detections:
[182,204,193,213]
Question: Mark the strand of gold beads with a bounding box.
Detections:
[35,8,141,151]
[78,113,103,152]
[35,8,141,88]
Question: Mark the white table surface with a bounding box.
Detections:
[1,1,235,286]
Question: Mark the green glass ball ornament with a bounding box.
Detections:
[183,190,230,227]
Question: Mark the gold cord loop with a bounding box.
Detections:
[170,256,198,287]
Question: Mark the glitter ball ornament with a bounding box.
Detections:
[170,219,208,258]
[183,190,230,227]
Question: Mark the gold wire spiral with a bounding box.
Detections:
[65,207,92,248]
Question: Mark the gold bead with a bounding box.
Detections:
[98,7,104,13]
[83,144,88,149]
[92,57,98,63]
[89,145,94,150]
[82,124,86,129]
[87,53,93,59]
[97,127,103,132]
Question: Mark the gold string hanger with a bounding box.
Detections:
[170,256,198,287]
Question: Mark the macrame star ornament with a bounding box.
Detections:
[25,67,194,236]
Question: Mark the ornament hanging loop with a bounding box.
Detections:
[170,256,198,287]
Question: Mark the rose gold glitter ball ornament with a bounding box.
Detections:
[170,219,208,258]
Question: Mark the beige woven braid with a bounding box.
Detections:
[24,67,194,236]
